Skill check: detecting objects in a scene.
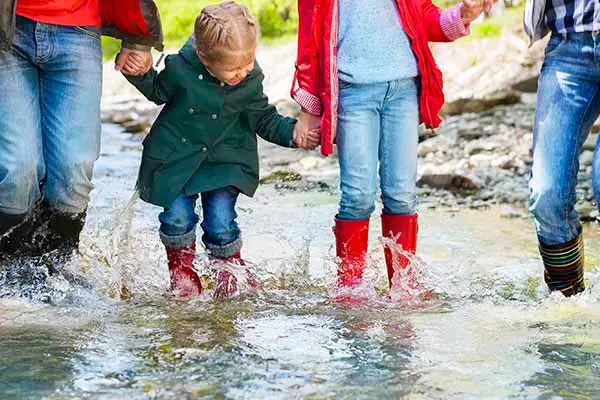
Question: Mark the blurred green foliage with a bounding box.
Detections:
[102,0,298,60]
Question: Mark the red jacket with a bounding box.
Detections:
[0,0,163,51]
[291,0,469,156]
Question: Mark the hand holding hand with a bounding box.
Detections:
[116,49,153,76]
[293,124,321,150]
[293,110,321,149]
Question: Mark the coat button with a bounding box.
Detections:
[181,138,187,143]
[188,108,194,114]
[201,146,207,152]
[198,74,203,80]
[220,82,225,87]
[211,114,218,120]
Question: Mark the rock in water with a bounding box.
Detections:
[417,173,481,192]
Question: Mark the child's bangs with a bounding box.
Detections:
[214,48,255,68]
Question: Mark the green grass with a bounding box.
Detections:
[463,3,526,41]
[103,1,526,60]
[102,0,297,60]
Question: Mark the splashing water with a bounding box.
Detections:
[2,124,600,399]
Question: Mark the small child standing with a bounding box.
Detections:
[123,1,318,298]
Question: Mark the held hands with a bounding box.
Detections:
[460,0,494,25]
[115,48,153,76]
[293,110,322,150]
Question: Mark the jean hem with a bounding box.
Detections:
[160,228,196,249]
[204,236,243,258]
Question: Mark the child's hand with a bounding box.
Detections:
[305,129,321,149]
[460,0,489,24]
[116,49,153,76]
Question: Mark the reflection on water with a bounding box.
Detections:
[1,124,600,399]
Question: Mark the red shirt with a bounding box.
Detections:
[16,0,100,27]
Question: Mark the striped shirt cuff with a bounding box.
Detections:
[292,87,322,116]
[440,4,470,41]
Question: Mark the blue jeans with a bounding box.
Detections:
[159,187,242,257]
[336,78,419,220]
[0,16,102,216]
[529,33,600,246]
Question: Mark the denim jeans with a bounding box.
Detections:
[529,33,600,246]
[336,78,419,220]
[0,16,102,217]
[159,187,242,257]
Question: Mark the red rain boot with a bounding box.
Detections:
[213,253,258,299]
[165,243,202,298]
[381,213,419,290]
[334,218,370,287]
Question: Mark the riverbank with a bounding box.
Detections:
[100,22,600,221]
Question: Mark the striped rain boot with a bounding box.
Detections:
[539,233,585,297]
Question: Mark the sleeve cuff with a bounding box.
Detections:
[284,119,296,148]
[292,87,322,116]
[122,42,153,52]
[440,4,470,41]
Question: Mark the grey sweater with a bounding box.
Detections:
[337,0,419,84]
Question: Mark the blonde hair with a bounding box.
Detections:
[194,1,258,64]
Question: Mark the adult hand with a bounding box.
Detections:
[115,48,153,76]
[460,0,487,24]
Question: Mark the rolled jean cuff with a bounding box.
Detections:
[160,228,196,249]
[204,236,242,259]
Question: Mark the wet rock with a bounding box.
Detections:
[592,119,600,134]
[491,155,516,170]
[511,75,538,93]
[104,111,140,125]
[418,127,440,142]
[457,121,486,140]
[417,173,481,192]
[500,206,524,219]
[122,120,150,134]
[274,99,301,118]
[577,202,598,221]
[580,150,594,167]
[296,156,329,171]
[441,91,521,116]
[582,134,598,152]
[260,170,302,184]
[418,135,453,157]
[465,140,498,156]
[469,153,496,169]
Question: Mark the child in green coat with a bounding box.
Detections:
[123,1,319,298]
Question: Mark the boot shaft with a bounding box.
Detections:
[165,243,196,271]
[539,234,585,297]
[334,218,370,287]
[164,242,201,297]
[381,213,418,288]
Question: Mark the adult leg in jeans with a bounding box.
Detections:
[529,34,600,296]
[34,23,102,259]
[200,186,242,298]
[0,17,44,253]
[159,194,201,297]
[335,82,383,286]
[378,78,420,290]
